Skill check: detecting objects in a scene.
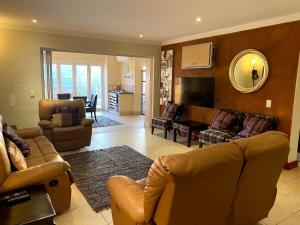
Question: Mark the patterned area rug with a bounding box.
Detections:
[62,146,153,212]
[92,115,122,128]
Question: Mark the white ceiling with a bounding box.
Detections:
[0,0,300,44]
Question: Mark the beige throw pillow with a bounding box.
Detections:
[52,113,73,127]
[6,141,28,170]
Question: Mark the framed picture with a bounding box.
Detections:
[160,50,174,105]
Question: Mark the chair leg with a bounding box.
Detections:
[151,126,154,134]
[94,111,97,122]
[164,128,168,139]
[90,112,93,119]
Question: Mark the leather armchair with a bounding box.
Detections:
[108,131,289,225]
[38,99,93,152]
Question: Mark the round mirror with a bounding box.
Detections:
[229,49,268,93]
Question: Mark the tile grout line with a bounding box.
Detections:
[277,175,300,187]
[275,209,300,224]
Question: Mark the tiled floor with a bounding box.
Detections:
[55,112,300,225]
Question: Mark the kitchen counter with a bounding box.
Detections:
[109,91,133,115]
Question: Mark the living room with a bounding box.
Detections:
[1,1,300,225]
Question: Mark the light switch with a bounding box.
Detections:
[266,100,272,108]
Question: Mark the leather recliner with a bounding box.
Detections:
[38,99,93,152]
[108,131,289,225]
[0,120,73,213]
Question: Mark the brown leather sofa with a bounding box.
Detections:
[0,121,73,213]
[38,99,93,152]
[108,131,289,225]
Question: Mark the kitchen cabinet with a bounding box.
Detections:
[109,92,133,115]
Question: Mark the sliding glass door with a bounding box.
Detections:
[60,64,73,95]
[51,62,104,109]
[76,65,88,96]
[91,65,102,108]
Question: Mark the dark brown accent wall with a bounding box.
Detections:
[162,21,300,135]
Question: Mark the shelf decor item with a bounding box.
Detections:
[160,50,174,105]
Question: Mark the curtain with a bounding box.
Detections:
[41,49,53,99]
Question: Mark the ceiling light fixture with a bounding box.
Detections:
[139,34,144,38]
[32,19,37,23]
[196,17,202,22]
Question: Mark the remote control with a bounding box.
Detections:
[6,193,30,205]
[0,190,30,205]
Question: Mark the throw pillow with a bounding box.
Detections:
[52,113,73,127]
[2,124,30,157]
[6,140,28,171]
[55,106,81,126]
[238,115,272,137]
[162,102,179,119]
[211,110,237,132]
[71,112,81,126]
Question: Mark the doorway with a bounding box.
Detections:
[41,50,153,128]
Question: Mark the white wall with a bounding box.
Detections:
[289,52,300,163]
[120,58,135,92]
[52,52,107,62]
[106,56,121,88]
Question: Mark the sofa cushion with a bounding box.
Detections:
[0,122,11,184]
[53,125,86,141]
[44,154,63,162]
[238,115,272,137]
[6,141,27,171]
[24,135,61,167]
[3,124,30,157]
[152,117,173,129]
[25,136,57,157]
[211,110,237,132]
[25,157,46,168]
[199,129,240,145]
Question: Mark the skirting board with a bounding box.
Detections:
[284,161,299,170]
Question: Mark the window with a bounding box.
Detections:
[76,65,88,96]
[51,62,103,109]
[60,64,73,94]
[52,64,58,97]
[91,66,102,107]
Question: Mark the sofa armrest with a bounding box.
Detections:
[81,118,93,127]
[16,127,43,139]
[108,176,145,223]
[38,120,54,130]
[1,161,70,192]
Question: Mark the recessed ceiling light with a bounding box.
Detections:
[32,19,37,23]
[139,34,144,38]
[196,17,202,22]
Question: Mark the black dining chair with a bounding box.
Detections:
[57,93,71,100]
[85,94,97,122]
[86,94,94,106]
[73,96,87,105]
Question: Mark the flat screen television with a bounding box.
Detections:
[174,77,215,108]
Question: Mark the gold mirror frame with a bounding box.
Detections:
[229,49,269,93]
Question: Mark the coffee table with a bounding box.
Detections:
[173,120,208,147]
[0,185,56,225]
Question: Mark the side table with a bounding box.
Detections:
[0,185,56,225]
[173,121,208,147]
